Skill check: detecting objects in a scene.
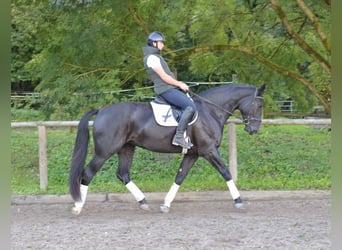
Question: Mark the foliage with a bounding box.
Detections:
[11,107,45,121]
[11,1,44,85]
[11,124,331,195]
[11,0,331,119]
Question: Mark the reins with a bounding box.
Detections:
[188,87,263,125]
[188,90,246,123]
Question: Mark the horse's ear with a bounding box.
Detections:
[257,84,266,96]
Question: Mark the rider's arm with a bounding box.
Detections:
[152,67,189,92]
[147,55,189,92]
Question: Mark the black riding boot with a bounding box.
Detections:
[172,106,195,149]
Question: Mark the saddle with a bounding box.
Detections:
[150,96,198,127]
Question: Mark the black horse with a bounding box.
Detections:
[69,83,266,214]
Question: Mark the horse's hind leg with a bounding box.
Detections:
[116,144,149,211]
[72,154,108,215]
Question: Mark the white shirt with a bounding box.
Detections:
[146,55,162,69]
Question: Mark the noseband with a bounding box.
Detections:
[243,114,262,125]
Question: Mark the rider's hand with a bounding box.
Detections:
[178,81,189,92]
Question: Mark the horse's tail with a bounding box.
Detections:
[69,109,99,201]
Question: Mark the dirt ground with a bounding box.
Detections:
[11,190,331,250]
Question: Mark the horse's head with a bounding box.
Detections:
[238,84,266,135]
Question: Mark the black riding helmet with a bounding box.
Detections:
[147,31,166,46]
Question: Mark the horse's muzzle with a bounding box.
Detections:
[244,125,258,135]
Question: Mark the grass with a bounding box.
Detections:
[11,122,331,195]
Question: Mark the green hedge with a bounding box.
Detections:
[11,124,331,195]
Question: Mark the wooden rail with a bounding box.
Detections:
[11,119,331,190]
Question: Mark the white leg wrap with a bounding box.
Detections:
[126,181,145,202]
[226,180,240,200]
[164,183,180,208]
[72,184,88,215]
[74,184,88,208]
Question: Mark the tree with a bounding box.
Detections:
[11,0,47,91]
[270,0,330,113]
[11,0,331,119]
[168,0,331,113]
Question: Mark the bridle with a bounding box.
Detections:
[188,88,263,126]
[241,88,263,125]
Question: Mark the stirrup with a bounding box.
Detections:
[172,135,193,149]
[181,137,193,154]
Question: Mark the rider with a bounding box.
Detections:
[143,31,196,149]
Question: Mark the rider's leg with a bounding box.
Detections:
[160,89,196,149]
[172,106,195,148]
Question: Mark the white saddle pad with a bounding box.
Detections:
[150,102,197,127]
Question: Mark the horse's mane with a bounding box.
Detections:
[198,83,255,98]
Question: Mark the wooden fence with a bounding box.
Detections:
[11,119,331,190]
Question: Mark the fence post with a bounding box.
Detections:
[38,125,48,190]
[228,123,237,181]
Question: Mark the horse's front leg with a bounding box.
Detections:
[116,145,149,211]
[204,148,244,209]
[160,154,198,213]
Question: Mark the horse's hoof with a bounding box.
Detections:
[71,206,82,215]
[138,198,150,211]
[140,203,150,211]
[160,204,170,213]
[234,202,244,209]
